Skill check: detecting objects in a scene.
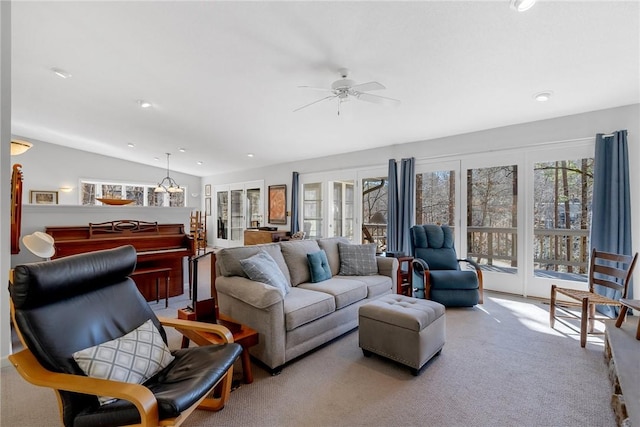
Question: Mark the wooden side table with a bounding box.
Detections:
[176,311,259,384]
[615,298,640,340]
[396,256,414,296]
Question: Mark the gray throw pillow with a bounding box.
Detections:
[338,243,378,276]
[239,251,290,296]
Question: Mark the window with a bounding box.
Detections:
[362,176,388,252]
[416,170,455,227]
[303,183,323,239]
[533,158,593,279]
[80,180,186,207]
[217,190,229,239]
[467,165,518,274]
[330,181,355,240]
[246,188,261,228]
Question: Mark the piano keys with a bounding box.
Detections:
[46,220,195,302]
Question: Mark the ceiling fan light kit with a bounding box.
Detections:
[295,68,400,115]
[510,0,536,12]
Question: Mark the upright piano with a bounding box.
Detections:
[46,220,195,301]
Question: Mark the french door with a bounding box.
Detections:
[214,180,264,248]
[462,154,524,295]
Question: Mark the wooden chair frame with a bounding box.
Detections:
[9,302,236,427]
[549,248,638,348]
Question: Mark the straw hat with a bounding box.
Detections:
[22,231,55,259]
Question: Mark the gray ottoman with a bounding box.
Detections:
[359,294,445,375]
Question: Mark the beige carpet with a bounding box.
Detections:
[1,286,615,426]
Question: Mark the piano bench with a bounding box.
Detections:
[131,267,171,308]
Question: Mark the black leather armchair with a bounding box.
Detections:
[410,224,483,307]
[8,245,242,427]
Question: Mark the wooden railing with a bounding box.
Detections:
[467,226,589,274]
[362,224,590,274]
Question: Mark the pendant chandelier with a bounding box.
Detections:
[154,153,183,193]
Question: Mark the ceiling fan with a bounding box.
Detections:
[294,68,400,115]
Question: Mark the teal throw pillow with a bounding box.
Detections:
[338,243,378,276]
[307,250,332,283]
[239,251,290,296]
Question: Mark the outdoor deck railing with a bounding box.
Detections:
[467,226,589,273]
[362,224,590,274]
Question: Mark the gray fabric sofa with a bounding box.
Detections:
[214,237,398,372]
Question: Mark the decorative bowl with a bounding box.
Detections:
[97,198,135,206]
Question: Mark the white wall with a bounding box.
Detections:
[10,136,203,207]
[204,104,640,299]
[1,1,11,367]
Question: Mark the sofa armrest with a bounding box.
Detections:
[376,256,398,290]
[215,276,284,309]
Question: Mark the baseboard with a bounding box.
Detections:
[1,355,11,368]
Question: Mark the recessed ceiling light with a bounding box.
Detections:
[534,91,553,102]
[179,148,186,153]
[51,67,72,79]
[127,143,135,148]
[137,99,152,108]
[510,0,536,12]
[197,161,203,165]
[154,157,160,161]
[247,153,254,158]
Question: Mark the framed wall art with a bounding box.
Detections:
[205,197,211,216]
[268,184,287,224]
[30,190,58,205]
[204,184,211,197]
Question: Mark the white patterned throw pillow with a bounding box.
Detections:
[73,319,175,405]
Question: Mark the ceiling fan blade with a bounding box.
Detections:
[350,81,385,92]
[298,85,333,92]
[356,92,401,106]
[293,95,336,112]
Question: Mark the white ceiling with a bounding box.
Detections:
[11,1,640,177]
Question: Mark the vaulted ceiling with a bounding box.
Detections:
[11,1,640,176]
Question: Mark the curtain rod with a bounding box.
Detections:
[600,131,630,138]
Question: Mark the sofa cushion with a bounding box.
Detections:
[72,319,175,405]
[307,250,332,283]
[239,251,290,297]
[340,275,392,299]
[298,277,368,310]
[338,243,378,276]
[280,240,322,286]
[318,237,350,276]
[217,244,291,285]
[284,287,336,331]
